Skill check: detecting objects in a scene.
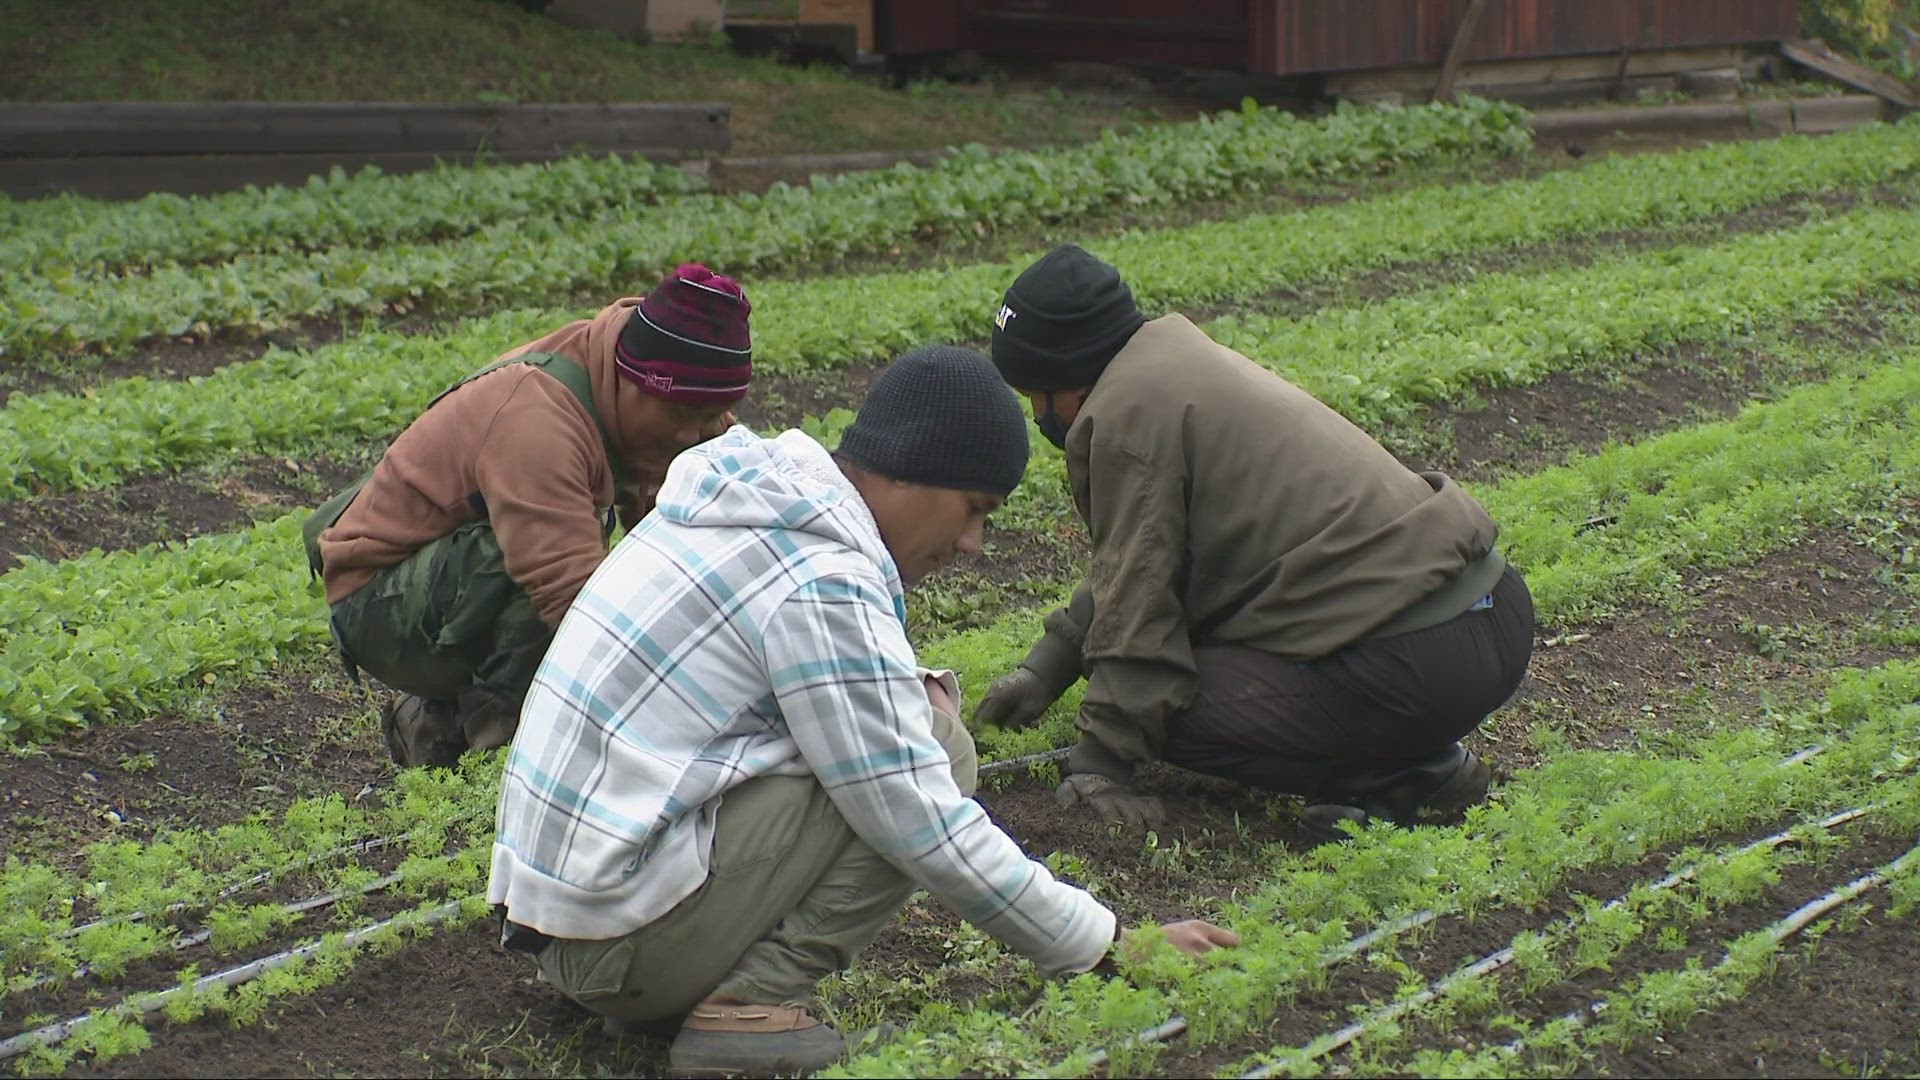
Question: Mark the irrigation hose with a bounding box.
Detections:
[0,745,1865,1067]
[1480,835,1920,1069]
[0,897,471,1064]
[16,871,409,995]
[977,746,1073,776]
[1066,742,1836,1076]
[47,805,487,944]
[1233,803,1878,1079]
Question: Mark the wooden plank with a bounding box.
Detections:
[1326,44,1750,93]
[1780,39,1919,109]
[1528,99,1750,139]
[1748,99,1795,134]
[1528,94,1889,141]
[0,148,695,201]
[0,102,731,159]
[1791,94,1893,133]
[1433,0,1492,102]
[1489,74,1679,107]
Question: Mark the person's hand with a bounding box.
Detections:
[1154,919,1241,957]
[1089,919,1240,978]
[1055,773,1168,830]
[971,666,1061,730]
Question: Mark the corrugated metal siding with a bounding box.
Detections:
[875,1,1800,75]
[1251,1,1800,76]
[876,0,964,54]
[962,0,1250,67]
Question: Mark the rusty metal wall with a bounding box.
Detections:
[876,0,1251,67]
[874,1,1799,74]
[1250,0,1800,76]
[875,0,965,54]
[960,0,1250,68]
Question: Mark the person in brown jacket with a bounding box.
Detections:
[974,245,1534,842]
[311,265,752,768]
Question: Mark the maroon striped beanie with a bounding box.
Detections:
[614,263,753,405]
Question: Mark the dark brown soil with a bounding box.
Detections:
[1150,825,1920,1079]
[0,457,360,571]
[0,317,445,406]
[53,765,1304,1079]
[1406,347,1792,485]
[1248,188,1903,327]
[1580,899,1920,1079]
[0,669,387,873]
[67,919,647,1080]
[1398,301,1904,484]
[730,360,885,434]
[1492,520,1920,773]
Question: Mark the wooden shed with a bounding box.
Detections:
[874,1,1802,84]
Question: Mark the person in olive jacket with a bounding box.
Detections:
[974,244,1535,842]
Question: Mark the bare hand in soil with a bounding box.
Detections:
[1155,919,1242,957]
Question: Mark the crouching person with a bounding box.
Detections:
[304,265,752,769]
[975,245,1536,843]
[488,346,1237,1077]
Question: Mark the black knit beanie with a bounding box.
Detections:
[836,346,1030,497]
[991,243,1145,392]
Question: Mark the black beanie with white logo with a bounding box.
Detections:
[990,243,1145,392]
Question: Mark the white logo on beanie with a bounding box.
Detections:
[995,304,1017,331]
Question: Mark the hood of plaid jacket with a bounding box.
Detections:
[654,424,907,619]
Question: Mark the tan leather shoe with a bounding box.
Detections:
[668,1001,888,1078]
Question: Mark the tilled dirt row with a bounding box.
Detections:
[1578,898,1920,1079]
[2,294,1892,574]
[1149,825,1920,1079]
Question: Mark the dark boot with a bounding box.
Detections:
[454,688,522,755]
[380,692,467,769]
[1300,743,1492,843]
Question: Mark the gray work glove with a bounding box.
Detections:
[973,616,1086,730]
[1055,774,1169,831]
[971,666,1062,730]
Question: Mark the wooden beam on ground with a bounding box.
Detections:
[1432,0,1490,103]
[1329,46,1751,97]
[0,148,688,201]
[1780,39,1919,110]
[1527,94,1889,142]
[0,102,732,159]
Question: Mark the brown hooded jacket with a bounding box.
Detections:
[317,298,728,627]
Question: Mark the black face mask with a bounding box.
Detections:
[1036,396,1071,450]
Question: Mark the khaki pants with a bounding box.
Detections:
[535,677,978,1022]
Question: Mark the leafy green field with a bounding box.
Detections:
[3,103,1920,1078]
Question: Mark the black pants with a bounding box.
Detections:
[1162,565,1535,798]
